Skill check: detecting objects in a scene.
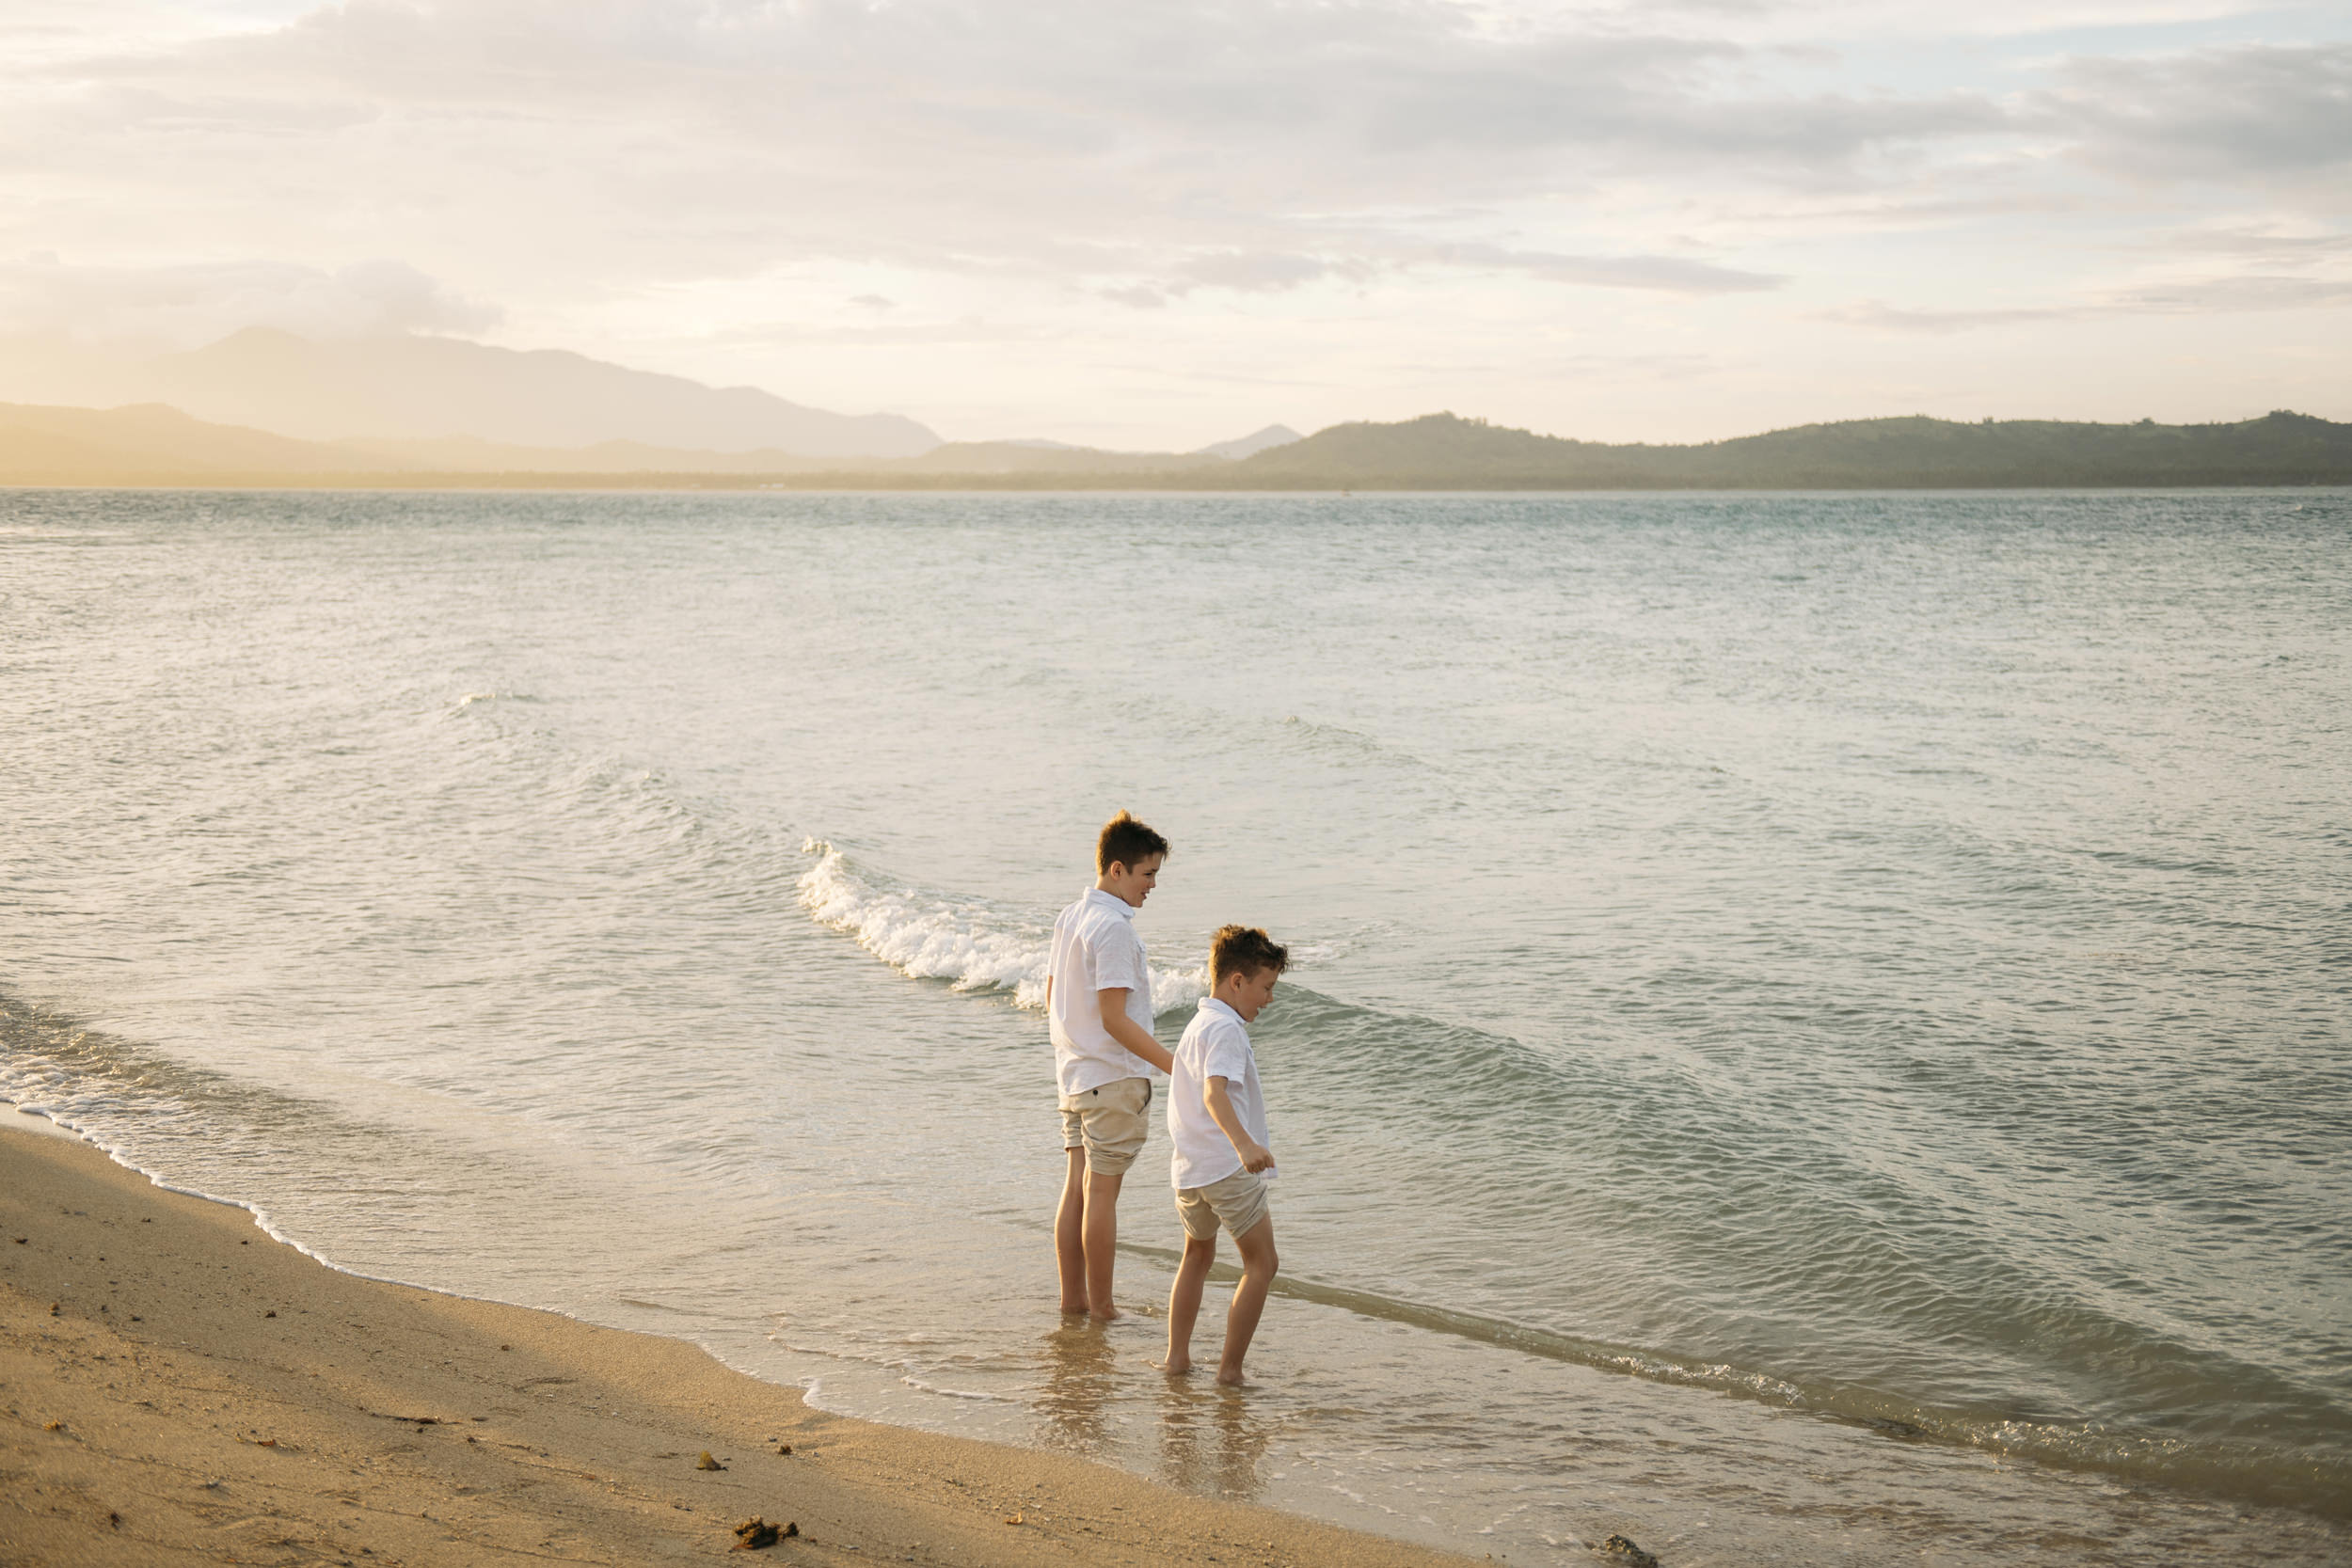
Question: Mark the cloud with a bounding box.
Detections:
[1823,268,2352,332]
[1819,301,2079,334]
[1090,239,1775,309]
[700,316,1048,348]
[1099,284,1171,309]
[2117,274,2352,311]
[1173,251,1352,294]
[0,255,501,344]
[6,1,2348,445]
[2042,42,2352,180]
[1429,244,1782,293]
[2154,226,2352,259]
[9,0,2006,306]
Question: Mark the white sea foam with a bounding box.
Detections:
[1154,966,1209,1015]
[899,1375,1002,1401]
[796,839,1203,1015]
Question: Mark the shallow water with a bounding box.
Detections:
[4,487,2347,1564]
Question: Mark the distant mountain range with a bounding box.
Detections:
[6,329,2344,486]
[0,328,1314,468]
[0,400,1297,483]
[1,327,943,458]
[1198,424,1304,461]
[0,401,373,479]
[3,401,2347,490]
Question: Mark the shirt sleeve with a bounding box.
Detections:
[1090,922,1150,995]
[1201,1023,1251,1085]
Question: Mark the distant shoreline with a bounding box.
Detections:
[10,404,2352,491]
[8,475,2351,493]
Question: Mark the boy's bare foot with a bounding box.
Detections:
[1155,1354,1193,1375]
[1089,1304,1124,1323]
[1059,1299,1090,1317]
[1215,1368,1250,1386]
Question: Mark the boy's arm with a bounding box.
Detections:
[1203,1077,1274,1173]
[1097,989,1175,1074]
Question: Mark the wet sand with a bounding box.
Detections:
[0,1120,1476,1568]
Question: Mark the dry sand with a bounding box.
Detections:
[1,1122,1479,1568]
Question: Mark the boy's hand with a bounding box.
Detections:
[1204,1078,1275,1173]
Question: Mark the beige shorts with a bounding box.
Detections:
[1058,1076,1152,1176]
[1175,1167,1271,1242]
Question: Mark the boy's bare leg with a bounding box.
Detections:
[1218,1215,1279,1386]
[1082,1166,1126,1320]
[1162,1233,1216,1373]
[1055,1148,1090,1315]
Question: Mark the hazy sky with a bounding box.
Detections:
[5,0,2348,447]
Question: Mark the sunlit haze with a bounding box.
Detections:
[5,0,2348,448]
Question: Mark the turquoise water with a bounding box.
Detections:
[4,488,2347,1564]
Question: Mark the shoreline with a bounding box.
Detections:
[1,1120,1477,1568]
[8,478,2352,495]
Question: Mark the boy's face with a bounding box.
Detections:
[1103,853,1162,908]
[1227,966,1279,1022]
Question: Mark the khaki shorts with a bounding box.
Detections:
[1175,1167,1270,1242]
[1058,1076,1152,1176]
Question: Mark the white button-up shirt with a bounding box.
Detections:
[1047,887,1159,1098]
[1168,996,1275,1190]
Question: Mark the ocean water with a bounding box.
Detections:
[4,487,2347,1565]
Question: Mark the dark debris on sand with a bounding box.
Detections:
[733,1516,797,1550]
[1600,1534,1659,1567]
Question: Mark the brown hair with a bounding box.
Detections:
[1096,811,1170,874]
[1209,925,1289,986]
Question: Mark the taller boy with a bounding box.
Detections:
[1047,812,1175,1321]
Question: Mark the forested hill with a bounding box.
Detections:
[1221,411,2352,489]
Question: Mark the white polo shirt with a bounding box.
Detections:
[1168,997,1275,1190]
[1047,887,1160,1098]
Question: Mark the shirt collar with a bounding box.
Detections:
[1199,997,1243,1022]
[1084,886,1137,921]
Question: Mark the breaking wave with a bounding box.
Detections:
[795,839,1205,1016]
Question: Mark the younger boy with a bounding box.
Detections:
[1162,924,1288,1385]
[1046,811,1175,1322]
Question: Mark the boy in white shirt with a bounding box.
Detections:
[1162,924,1289,1385]
[1046,811,1176,1322]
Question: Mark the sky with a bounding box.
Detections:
[3,0,2348,448]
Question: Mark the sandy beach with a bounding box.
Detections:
[0,1117,1477,1568]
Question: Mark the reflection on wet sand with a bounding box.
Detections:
[1156,1376,1273,1501]
[1031,1314,1275,1505]
[1037,1319,1122,1451]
